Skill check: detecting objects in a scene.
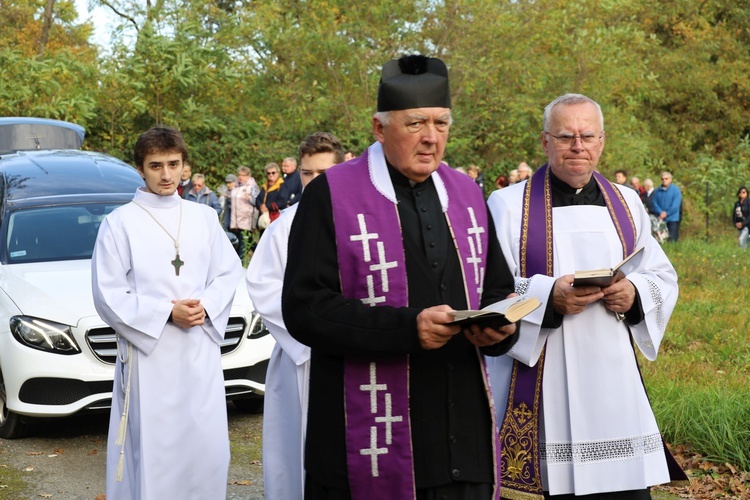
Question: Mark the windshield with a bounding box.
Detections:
[0,121,84,152]
[6,204,121,263]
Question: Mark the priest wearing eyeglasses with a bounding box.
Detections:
[282,55,519,499]
[91,126,243,499]
[486,94,688,499]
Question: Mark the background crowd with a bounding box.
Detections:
[179,151,750,258]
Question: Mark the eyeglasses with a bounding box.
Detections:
[266,171,278,176]
[545,131,604,149]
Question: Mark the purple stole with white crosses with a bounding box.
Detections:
[326,141,501,500]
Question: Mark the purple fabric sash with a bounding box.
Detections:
[326,144,495,499]
[498,165,637,500]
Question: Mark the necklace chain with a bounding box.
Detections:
[132,200,184,275]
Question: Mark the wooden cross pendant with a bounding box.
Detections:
[171,253,185,276]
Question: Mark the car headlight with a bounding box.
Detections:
[247,311,270,339]
[9,316,81,354]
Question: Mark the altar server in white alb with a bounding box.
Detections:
[246,131,345,500]
[486,94,689,499]
[92,126,243,499]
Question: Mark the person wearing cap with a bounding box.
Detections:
[281,55,518,499]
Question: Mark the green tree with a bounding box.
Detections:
[0,0,98,122]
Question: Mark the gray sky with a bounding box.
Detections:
[74,0,114,49]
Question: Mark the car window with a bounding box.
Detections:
[0,121,84,152]
[6,204,121,263]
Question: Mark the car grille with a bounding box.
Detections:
[224,360,269,384]
[19,378,113,406]
[86,316,249,364]
[221,316,247,354]
[85,327,117,364]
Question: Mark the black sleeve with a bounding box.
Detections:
[541,289,564,329]
[624,287,645,325]
[282,175,422,358]
[478,208,520,356]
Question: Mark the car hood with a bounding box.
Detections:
[0,260,96,326]
[0,260,255,328]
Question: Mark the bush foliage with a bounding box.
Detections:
[642,235,750,472]
[2,0,750,236]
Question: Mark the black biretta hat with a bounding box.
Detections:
[377,55,451,112]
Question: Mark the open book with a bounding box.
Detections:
[573,246,644,287]
[449,295,541,329]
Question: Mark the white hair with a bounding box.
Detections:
[373,110,454,127]
[373,111,392,126]
[543,94,604,132]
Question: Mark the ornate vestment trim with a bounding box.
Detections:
[499,165,638,499]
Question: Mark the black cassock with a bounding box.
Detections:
[282,165,517,493]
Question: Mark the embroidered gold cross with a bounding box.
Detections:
[513,402,533,424]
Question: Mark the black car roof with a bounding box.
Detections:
[0,149,144,203]
[0,118,85,153]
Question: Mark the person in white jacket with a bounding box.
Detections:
[245,131,344,499]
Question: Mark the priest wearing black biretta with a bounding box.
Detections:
[281,55,519,500]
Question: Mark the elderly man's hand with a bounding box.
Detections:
[552,274,603,315]
[601,277,636,314]
[416,305,461,350]
[463,322,516,347]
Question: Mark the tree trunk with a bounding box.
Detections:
[37,0,55,56]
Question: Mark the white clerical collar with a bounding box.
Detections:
[366,141,450,212]
[133,187,182,208]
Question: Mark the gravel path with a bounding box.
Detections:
[0,405,264,499]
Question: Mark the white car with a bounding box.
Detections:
[0,118,272,438]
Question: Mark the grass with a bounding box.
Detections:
[640,233,750,472]
[228,411,263,465]
[0,464,30,499]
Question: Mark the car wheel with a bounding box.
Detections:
[233,396,264,414]
[0,373,30,439]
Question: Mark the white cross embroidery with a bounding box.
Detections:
[361,275,386,307]
[466,207,485,255]
[359,362,387,413]
[360,426,387,477]
[374,392,403,445]
[466,236,482,285]
[350,214,379,263]
[369,241,397,293]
